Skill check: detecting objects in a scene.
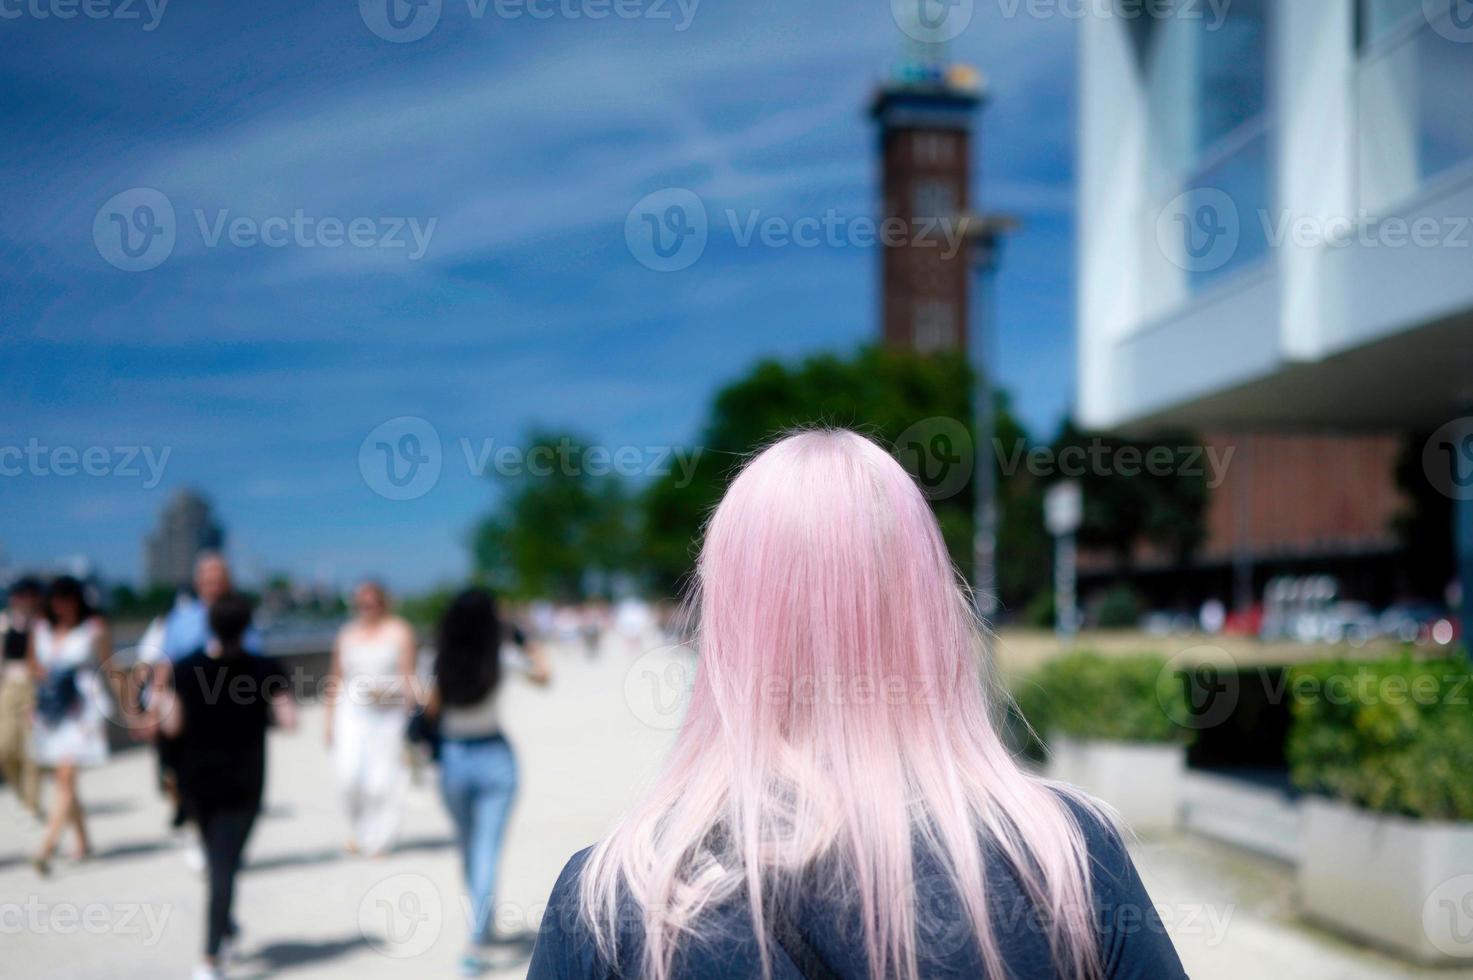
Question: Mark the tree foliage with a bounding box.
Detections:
[471,432,636,601]
[1046,421,1209,568]
[637,346,1048,611]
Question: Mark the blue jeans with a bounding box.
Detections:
[439,735,518,945]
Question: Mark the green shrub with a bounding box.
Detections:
[1286,656,1473,822]
[1093,584,1143,629]
[1011,651,1191,754]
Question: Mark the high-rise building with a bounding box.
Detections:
[1076,1,1472,627]
[870,61,983,353]
[144,489,224,589]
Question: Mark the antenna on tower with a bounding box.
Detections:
[895,0,948,73]
[886,1,983,94]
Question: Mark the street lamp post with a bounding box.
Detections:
[964,212,1019,620]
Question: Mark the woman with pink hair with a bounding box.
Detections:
[529,430,1186,979]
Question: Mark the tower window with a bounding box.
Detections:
[912,300,957,352]
[912,179,957,220]
[913,132,955,166]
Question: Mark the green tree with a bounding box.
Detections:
[471,432,636,600]
[637,347,1049,613]
[1045,421,1209,569]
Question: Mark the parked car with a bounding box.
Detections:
[1140,610,1198,636]
[1378,601,1456,646]
[1315,602,1380,647]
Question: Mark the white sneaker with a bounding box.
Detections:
[182,841,206,874]
[191,962,223,980]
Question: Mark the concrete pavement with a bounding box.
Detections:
[2,635,1468,978]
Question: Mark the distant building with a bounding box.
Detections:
[870,61,983,353]
[1076,1,1473,618]
[144,490,224,589]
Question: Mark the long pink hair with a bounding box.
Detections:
[579,429,1105,979]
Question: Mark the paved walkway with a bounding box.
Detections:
[3,636,1468,978]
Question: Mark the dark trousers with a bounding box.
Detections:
[194,803,257,957]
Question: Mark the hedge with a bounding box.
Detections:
[1286,655,1473,822]
[1010,651,1192,756]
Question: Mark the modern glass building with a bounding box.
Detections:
[1077,0,1473,633]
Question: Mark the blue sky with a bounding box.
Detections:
[0,0,1078,590]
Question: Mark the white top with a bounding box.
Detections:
[337,620,413,708]
[342,630,403,686]
[30,618,109,768]
[34,618,99,672]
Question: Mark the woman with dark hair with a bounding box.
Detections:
[28,575,112,874]
[429,588,550,976]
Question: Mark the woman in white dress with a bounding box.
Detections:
[29,576,113,875]
[325,580,415,858]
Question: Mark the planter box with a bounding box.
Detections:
[1044,737,1184,834]
[1300,796,1473,964]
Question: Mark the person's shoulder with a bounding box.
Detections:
[529,847,605,980]
[167,596,201,619]
[548,846,595,907]
[1049,787,1190,978]
[175,648,211,669]
[1051,787,1126,852]
[170,649,212,692]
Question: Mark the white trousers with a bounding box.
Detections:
[333,703,408,855]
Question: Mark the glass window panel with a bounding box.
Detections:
[1198,0,1267,154]
[1143,0,1270,295]
[1359,13,1473,211]
[1360,0,1423,49]
[1189,130,1271,292]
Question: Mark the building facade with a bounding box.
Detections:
[1078,0,1473,621]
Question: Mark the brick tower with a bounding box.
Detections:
[870,62,983,353]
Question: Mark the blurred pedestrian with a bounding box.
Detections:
[158,592,295,980]
[429,588,550,976]
[325,579,415,858]
[139,552,259,868]
[29,576,113,875]
[0,576,44,818]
